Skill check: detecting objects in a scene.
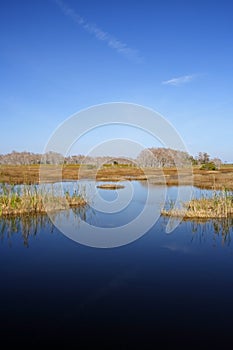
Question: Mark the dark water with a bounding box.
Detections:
[1,182,233,347]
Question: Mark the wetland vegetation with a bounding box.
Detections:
[162,189,233,219]
[0,149,233,219]
[0,183,86,216]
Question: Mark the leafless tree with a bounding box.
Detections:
[211,157,222,169]
[197,152,210,164]
[137,148,191,168]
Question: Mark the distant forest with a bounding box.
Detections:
[0,149,222,169]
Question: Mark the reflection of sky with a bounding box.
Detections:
[57,180,159,225]
[1,208,233,345]
[165,185,218,207]
[52,180,166,247]
[1,180,233,342]
[1,182,230,250]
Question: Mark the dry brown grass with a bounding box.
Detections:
[0,164,233,189]
[162,190,233,219]
[0,183,86,216]
[96,183,125,189]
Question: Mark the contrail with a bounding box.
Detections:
[53,0,142,62]
[162,74,195,86]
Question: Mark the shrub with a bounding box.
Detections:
[200,162,217,171]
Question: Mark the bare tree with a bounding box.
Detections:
[212,157,222,169]
[197,152,210,164]
[137,148,191,168]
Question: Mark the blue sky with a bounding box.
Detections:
[1,0,233,161]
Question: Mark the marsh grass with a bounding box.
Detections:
[0,183,86,216]
[162,189,233,218]
[1,164,233,189]
[96,183,125,189]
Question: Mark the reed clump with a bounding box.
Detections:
[0,183,86,216]
[162,189,233,219]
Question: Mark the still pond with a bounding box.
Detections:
[0,181,233,346]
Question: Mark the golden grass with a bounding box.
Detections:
[96,183,125,189]
[1,164,233,189]
[0,183,86,216]
[162,190,233,218]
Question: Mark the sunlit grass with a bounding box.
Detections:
[162,189,233,218]
[0,183,86,216]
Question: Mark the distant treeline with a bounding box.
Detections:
[0,151,134,166]
[137,149,222,169]
[0,149,222,168]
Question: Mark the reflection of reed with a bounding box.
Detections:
[0,206,89,247]
[71,204,101,228]
[71,205,89,222]
[190,218,233,246]
[0,214,52,247]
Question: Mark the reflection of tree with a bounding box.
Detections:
[190,218,233,246]
[0,207,89,247]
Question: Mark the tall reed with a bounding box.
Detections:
[162,189,233,218]
[0,183,86,216]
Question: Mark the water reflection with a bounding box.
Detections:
[189,218,233,246]
[1,211,233,248]
[0,214,53,247]
[1,181,233,248]
[0,206,88,247]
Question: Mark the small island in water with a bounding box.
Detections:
[96,183,125,190]
[162,190,233,219]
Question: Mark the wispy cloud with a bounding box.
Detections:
[162,74,195,86]
[53,0,142,62]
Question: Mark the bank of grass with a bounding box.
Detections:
[162,189,233,219]
[1,164,233,189]
[0,183,86,216]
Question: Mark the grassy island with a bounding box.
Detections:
[96,183,125,190]
[162,190,233,219]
